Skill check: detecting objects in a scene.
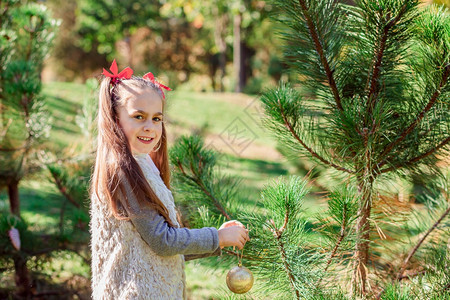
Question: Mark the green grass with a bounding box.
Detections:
[1,180,66,231]
[167,91,275,147]
[42,81,88,151]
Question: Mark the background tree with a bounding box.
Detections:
[0,0,58,296]
[231,0,272,93]
[0,0,56,216]
[161,0,231,91]
[50,0,215,85]
[0,79,95,299]
[45,0,109,80]
[162,0,273,92]
[75,0,161,68]
[45,0,281,91]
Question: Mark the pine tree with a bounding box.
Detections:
[0,0,56,216]
[0,1,57,296]
[258,0,449,295]
[171,1,449,298]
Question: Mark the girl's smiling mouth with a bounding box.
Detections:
[137,136,154,144]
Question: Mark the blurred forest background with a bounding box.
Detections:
[1,0,449,299]
[43,0,287,93]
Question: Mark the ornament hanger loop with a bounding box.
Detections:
[238,247,244,267]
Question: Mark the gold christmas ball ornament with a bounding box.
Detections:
[226,265,254,294]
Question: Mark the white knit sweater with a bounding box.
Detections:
[90,154,185,300]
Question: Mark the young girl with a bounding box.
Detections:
[90,60,249,299]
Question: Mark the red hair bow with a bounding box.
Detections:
[102,59,133,85]
[143,72,172,99]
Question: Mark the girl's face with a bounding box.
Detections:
[117,86,163,155]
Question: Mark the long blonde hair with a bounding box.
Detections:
[91,76,174,227]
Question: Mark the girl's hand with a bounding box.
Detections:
[218,224,249,250]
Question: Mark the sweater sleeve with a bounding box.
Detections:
[119,180,222,257]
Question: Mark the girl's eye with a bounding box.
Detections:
[153,117,163,122]
[134,115,144,120]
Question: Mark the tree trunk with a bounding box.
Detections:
[233,12,244,93]
[213,12,228,92]
[9,180,32,297]
[208,53,219,91]
[8,180,20,216]
[353,177,373,296]
[219,50,226,92]
[14,255,32,298]
[242,43,255,88]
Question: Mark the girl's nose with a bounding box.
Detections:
[143,120,155,131]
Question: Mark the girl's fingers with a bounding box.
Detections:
[243,229,250,241]
[239,234,249,247]
[219,226,250,249]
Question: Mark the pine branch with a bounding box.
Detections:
[398,270,427,281]
[379,136,450,174]
[324,207,347,274]
[279,99,354,173]
[377,64,450,163]
[11,94,36,184]
[175,161,232,220]
[395,205,450,281]
[0,146,27,151]
[279,209,289,235]
[366,3,409,116]
[47,166,80,209]
[269,209,301,300]
[59,199,67,235]
[314,210,347,290]
[297,0,343,111]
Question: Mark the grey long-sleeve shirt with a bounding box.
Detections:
[119,180,222,261]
